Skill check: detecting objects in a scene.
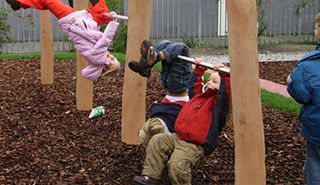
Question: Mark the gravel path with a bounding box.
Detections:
[190,44,316,63]
[192,51,308,63]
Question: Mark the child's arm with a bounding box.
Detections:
[193,66,207,93]
[187,58,207,97]
[82,21,120,65]
[287,65,311,104]
[219,71,231,99]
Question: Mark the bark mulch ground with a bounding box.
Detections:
[0,59,304,184]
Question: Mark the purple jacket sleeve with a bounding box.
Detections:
[82,21,120,65]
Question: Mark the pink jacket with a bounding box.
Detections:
[58,10,119,81]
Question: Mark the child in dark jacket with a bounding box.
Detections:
[287,13,320,185]
[133,56,231,185]
[5,0,120,82]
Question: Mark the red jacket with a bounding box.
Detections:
[175,67,231,155]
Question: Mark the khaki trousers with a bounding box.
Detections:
[142,133,204,185]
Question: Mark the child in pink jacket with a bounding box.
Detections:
[5,0,120,82]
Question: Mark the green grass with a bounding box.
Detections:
[0,52,126,62]
[261,89,301,115]
[0,52,302,115]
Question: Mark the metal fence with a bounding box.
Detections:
[0,0,319,54]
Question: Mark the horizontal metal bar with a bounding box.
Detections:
[177,55,230,73]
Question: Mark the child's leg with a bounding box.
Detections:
[5,0,22,10]
[167,136,204,185]
[141,133,176,179]
[153,40,172,52]
[16,0,75,19]
[160,42,190,63]
[16,0,48,9]
[138,118,166,146]
[87,0,111,26]
[41,0,75,19]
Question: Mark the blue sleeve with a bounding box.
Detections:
[287,65,311,104]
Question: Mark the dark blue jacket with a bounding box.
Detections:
[287,44,320,146]
[150,103,183,133]
[203,75,230,155]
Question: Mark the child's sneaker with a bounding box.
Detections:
[5,0,21,10]
[128,40,164,77]
[128,57,152,77]
[133,175,162,185]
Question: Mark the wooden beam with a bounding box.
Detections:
[226,0,266,184]
[40,10,54,85]
[74,0,93,110]
[121,0,152,144]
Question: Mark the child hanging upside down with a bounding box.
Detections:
[5,0,121,82]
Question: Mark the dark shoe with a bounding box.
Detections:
[5,0,21,10]
[90,0,100,6]
[68,0,73,7]
[128,58,152,78]
[129,40,164,78]
[133,175,162,185]
[128,60,140,73]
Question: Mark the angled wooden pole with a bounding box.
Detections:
[121,0,152,144]
[40,10,54,84]
[74,0,93,110]
[226,0,266,184]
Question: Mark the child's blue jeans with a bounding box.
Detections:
[304,141,320,185]
[153,40,192,93]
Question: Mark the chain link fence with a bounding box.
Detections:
[0,0,319,54]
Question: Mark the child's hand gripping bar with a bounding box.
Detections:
[177,55,230,73]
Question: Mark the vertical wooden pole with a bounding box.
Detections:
[226,1,266,184]
[74,0,93,110]
[40,10,54,84]
[121,0,152,144]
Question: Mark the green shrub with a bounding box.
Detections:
[105,0,121,13]
[257,0,267,36]
[111,25,127,53]
[0,7,11,52]
[182,34,197,48]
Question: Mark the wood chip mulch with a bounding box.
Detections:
[0,59,304,184]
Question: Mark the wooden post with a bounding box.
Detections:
[226,1,266,184]
[74,0,93,110]
[40,10,54,84]
[121,0,152,144]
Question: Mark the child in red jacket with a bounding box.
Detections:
[133,61,231,185]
